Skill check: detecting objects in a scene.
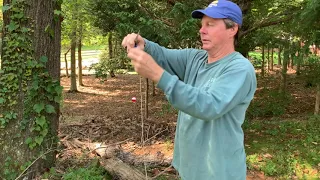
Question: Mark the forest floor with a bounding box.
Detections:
[53,68,319,180]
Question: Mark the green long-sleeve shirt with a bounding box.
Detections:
[144,39,257,180]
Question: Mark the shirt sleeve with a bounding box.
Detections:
[156,63,256,121]
[144,39,194,81]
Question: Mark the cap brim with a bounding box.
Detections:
[191,9,227,19]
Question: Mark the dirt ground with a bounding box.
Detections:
[58,74,179,179]
[57,71,316,179]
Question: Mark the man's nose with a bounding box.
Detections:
[199,26,206,34]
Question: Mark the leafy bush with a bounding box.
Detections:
[90,50,131,81]
[249,51,279,68]
[300,55,320,87]
[249,52,263,67]
[63,164,112,180]
[247,90,291,118]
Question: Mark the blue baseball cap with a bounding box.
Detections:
[192,0,243,26]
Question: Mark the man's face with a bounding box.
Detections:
[199,16,233,51]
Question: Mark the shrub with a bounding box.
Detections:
[63,164,112,180]
[247,90,292,118]
[89,50,131,81]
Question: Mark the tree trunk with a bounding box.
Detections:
[296,50,302,76]
[69,30,78,92]
[261,45,265,77]
[278,46,282,65]
[280,47,289,93]
[290,53,294,69]
[267,45,270,71]
[271,48,274,71]
[64,47,71,77]
[315,84,320,115]
[78,38,83,86]
[108,32,116,78]
[0,0,61,178]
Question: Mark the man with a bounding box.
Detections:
[122,0,257,179]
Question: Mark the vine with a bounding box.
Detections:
[0,0,62,150]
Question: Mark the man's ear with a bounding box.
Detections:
[229,25,239,37]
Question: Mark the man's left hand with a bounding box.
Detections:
[127,48,164,82]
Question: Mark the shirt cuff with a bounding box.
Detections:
[143,38,151,52]
[156,70,177,95]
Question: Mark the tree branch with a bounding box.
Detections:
[240,14,295,38]
[138,0,174,27]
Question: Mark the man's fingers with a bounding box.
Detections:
[122,33,139,50]
[127,48,142,61]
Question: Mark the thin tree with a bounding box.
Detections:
[69,30,78,92]
[78,24,84,86]
[261,45,265,77]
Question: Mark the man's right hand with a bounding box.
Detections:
[121,33,145,52]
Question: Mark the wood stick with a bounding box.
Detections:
[100,158,151,180]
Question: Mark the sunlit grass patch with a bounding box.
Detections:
[244,115,320,179]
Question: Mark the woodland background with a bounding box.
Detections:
[0,0,320,179]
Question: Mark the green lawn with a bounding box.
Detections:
[60,50,102,62]
[243,115,320,179]
[61,45,106,52]
[61,45,106,62]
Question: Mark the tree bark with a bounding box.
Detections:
[0,0,61,178]
[278,46,282,65]
[69,30,78,92]
[64,47,71,77]
[78,37,83,86]
[271,48,274,71]
[261,45,265,77]
[280,47,289,93]
[267,45,270,71]
[100,158,149,180]
[108,32,115,78]
[315,84,320,115]
[296,50,302,76]
[290,53,295,69]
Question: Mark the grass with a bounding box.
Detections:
[243,115,320,179]
[61,45,106,52]
[60,45,106,62]
[60,50,101,62]
[42,159,112,180]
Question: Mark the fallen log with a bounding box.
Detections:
[100,158,150,180]
[61,138,173,179]
[63,138,172,166]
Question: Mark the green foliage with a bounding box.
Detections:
[300,55,320,87]
[89,50,130,81]
[61,0,103,47]
[4,157,19,179]
[244,116,320,179]
[0,0,62,152]
[249,51,279,68]
[63,164,112,180]
[0,0,30,127]
[300,0,320,27]
[247,90,291,118]
[41,168,62,179]
[249,51,263,67]
[3,156,32,180]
